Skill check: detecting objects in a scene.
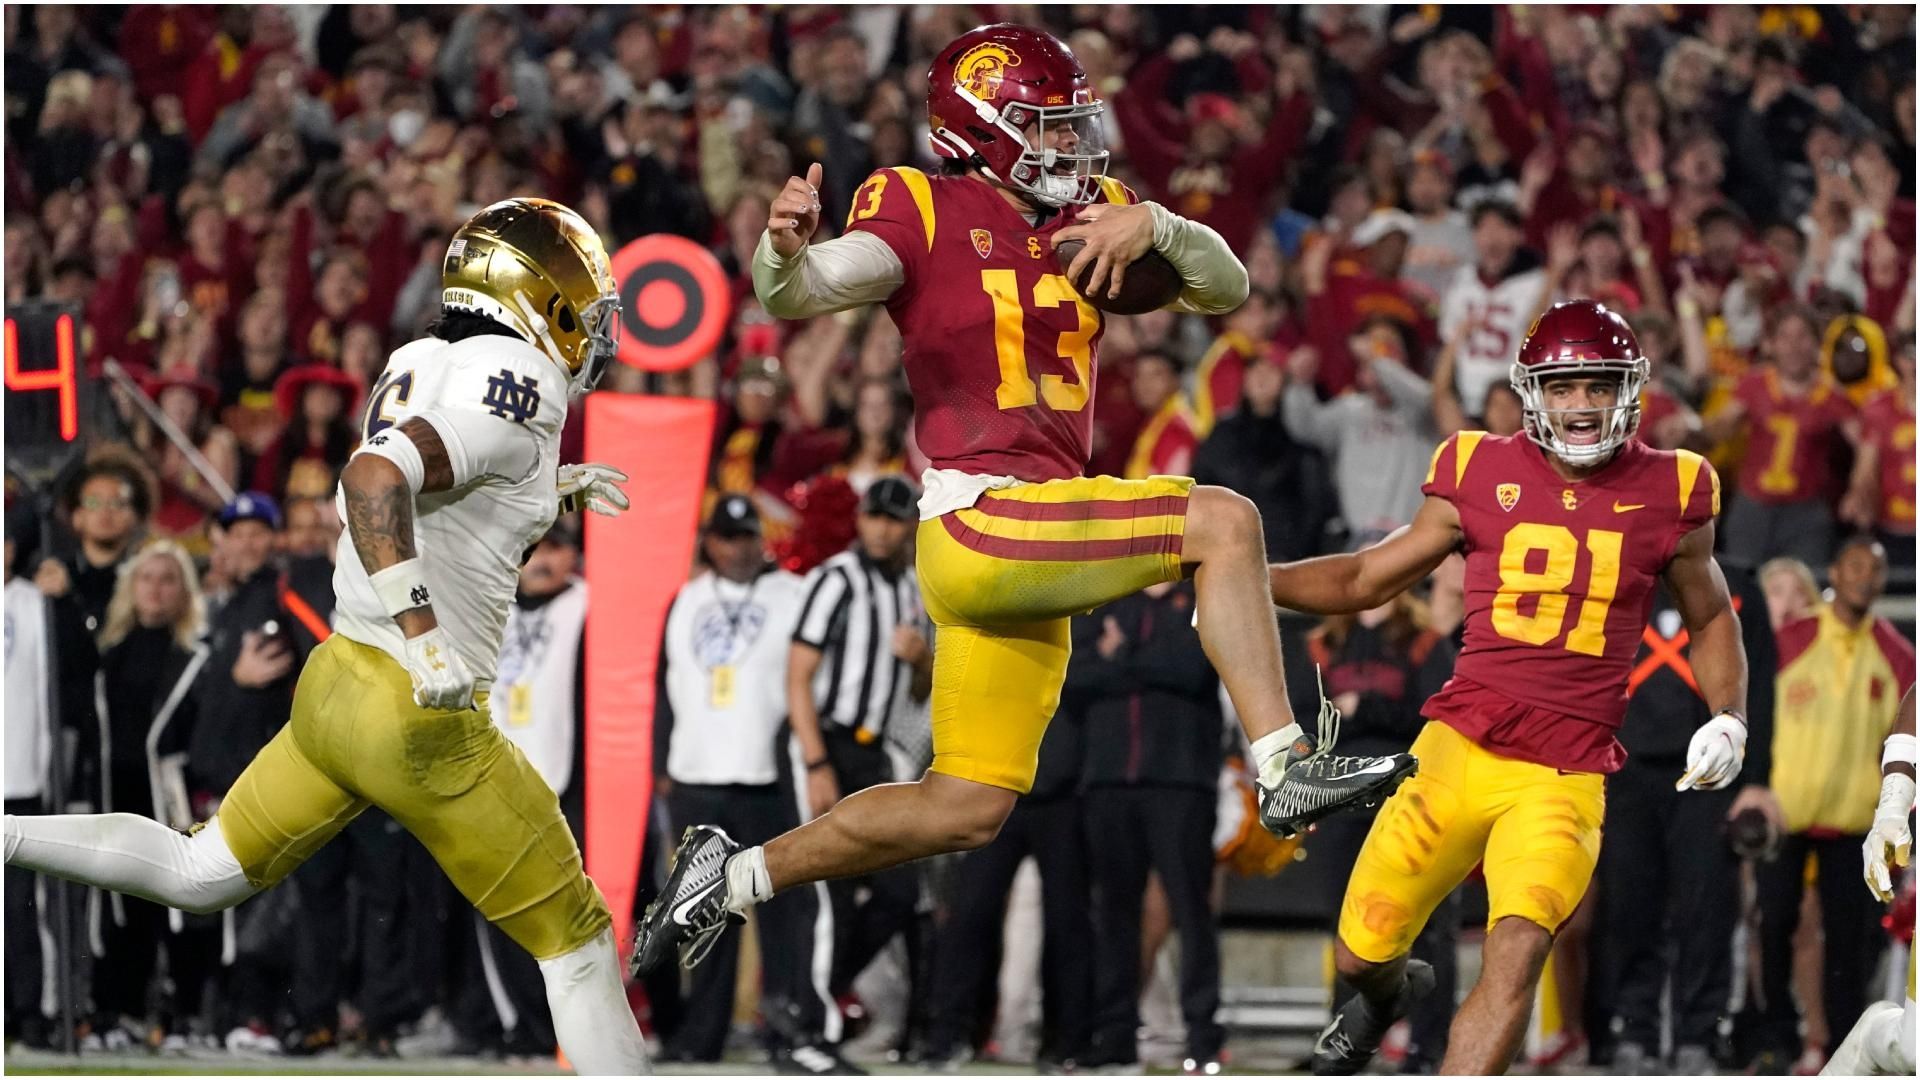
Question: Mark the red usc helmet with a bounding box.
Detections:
[926,24,1109,207]
[1511,300,1650,466]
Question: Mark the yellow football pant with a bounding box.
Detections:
[1339,721,1606,963]
[218,635,608,960]
[916,474,1193,793]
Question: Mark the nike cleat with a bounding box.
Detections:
[1259,669,1418,838]
[1310,959,1435,1075]
[629,825,744,977]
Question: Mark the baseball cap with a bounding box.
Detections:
[1351,209,1416,248]
[218,491,283,531]
[706,494,761,537]
[860,476,918,522]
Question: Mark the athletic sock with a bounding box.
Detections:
[1251,723,1307,787]
[724,845,773,913]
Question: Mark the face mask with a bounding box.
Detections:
[389,109,425,148]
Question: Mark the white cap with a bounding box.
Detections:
[1351,209,1417,248]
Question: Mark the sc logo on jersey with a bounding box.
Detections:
[483,369,541,424]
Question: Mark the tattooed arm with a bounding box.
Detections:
[341,416,456,639]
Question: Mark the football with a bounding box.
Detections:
[1054,239,1184,315]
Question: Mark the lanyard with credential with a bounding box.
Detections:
[709,576,761,710]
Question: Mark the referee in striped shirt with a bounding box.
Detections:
[788,475,933,1006]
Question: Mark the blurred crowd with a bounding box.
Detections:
[3,2,1914,1073]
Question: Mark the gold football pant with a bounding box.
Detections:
[1338,721,1606,963]
[217,635,608,960]
[916,474,1193,793]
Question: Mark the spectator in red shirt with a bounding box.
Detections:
[289,248,368,367]
[1302,209,1437,395]
[1123,353,1198,480]
[1113,30,1313,254]
[1843,342,1917,565]
[252,364,362,504]
[1521,123,1642,252]
[1707,306,1861,568]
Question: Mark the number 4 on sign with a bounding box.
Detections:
[4,313,80,441]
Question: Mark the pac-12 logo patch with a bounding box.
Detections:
[971,229,993,259]
[1496,483,1521,512]
[954,43,1021,101]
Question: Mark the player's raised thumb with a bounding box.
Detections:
[805,162,824,192]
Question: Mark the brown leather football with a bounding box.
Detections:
[1054,239,1184,315]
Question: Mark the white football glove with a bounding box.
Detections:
[557,462,631,517]
[403,626,475,711]
[1863,773,1916,902]
[1677,711,1746,791]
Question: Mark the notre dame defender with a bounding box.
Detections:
[5,199,647,1073]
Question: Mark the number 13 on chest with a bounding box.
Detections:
[982,269,1098,412]
[1491,522,1624,657]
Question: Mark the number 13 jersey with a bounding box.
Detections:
[845,166,1134,490]
[1420,431,1721,772]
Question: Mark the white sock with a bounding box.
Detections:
[536,928,650,1075]
[1251,724,1306,788]
[4,813,254,915]
[724,846,773,913]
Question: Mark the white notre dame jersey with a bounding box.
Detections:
[332,334,566,691]
[1438,264,1547,413]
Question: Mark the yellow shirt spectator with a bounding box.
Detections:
[1770,604,1915,834]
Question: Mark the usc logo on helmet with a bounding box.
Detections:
[955,43,1021,101]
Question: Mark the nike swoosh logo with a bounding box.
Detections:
[1613,501,1646,512]
[669,885,720,927]
[1352,759,1401,777]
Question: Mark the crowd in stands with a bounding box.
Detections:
[3,3,1913,1072]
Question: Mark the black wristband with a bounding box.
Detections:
[805,757,831,772]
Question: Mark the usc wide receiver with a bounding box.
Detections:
[1268,300,1752,1075]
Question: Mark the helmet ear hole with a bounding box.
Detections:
[556,306,577,334]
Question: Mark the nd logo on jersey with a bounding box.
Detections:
[1496,483,1521,512]
[483,369,542,424]
[955,43,1021,100]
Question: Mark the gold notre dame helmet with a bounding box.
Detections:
[441,198,621,393]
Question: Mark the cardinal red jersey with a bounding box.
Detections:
[1420,432,1721,772]
[1732,368,1856,505]
[1861,387,1916,531]
[845,166,1135,481]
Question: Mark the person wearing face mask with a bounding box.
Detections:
[1705,305,1862,569]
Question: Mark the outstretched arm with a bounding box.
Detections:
[1269,496,1462,614]
[1865,685,1916,900]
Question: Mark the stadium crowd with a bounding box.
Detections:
[2,3,1914,1074]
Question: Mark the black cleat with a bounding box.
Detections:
[1260,670,1417,838]
[629,825,744,977]
[1310,959,1436,1075]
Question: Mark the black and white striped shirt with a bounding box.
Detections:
[792,549,926,741]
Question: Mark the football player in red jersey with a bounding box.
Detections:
[632,23,1418,987]
[1268,300,1752,1074]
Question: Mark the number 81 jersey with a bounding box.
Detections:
[1421,431,1720,766]
[845,165,1134,482]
